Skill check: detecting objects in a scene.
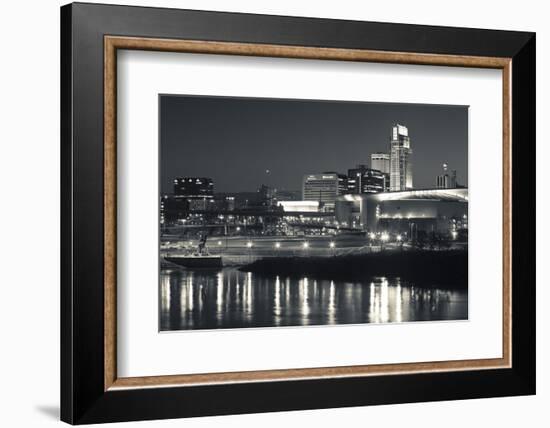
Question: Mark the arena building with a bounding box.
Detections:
[335,188,468,236]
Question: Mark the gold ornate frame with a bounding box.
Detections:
[103,36,512,391]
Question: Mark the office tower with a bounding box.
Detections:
[347,165,369,194]
[347,165,389,194]
[389,124,413,191]
[302,173,348,210]
[370,152,390,174]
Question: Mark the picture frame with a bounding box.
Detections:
[61,2,535,424]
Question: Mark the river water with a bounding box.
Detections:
[159,267,467,331]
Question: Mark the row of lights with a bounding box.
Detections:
[368,232,402,242]
[216,232,456,247]
[217,236,404,247]
[209,229,459,249]
[239,241,336,249]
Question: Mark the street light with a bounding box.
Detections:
[303,242,309,249]
[246,241,253,248]
[396,234,404,250]
[380,232,389,251]
[275,242,281,249]
[329,241,335,248]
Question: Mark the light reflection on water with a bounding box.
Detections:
[160,267,467,331]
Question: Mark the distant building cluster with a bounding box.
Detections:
[161,123,467,240]
[301,123,413,210]
[436,163,458,189]
[161,177,289,226]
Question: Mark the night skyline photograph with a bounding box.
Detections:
[159,94,469,332]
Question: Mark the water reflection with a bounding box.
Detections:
[159,267,467,331]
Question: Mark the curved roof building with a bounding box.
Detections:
[335,188,468,234]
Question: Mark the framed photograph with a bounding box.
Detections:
[61,2,535,424]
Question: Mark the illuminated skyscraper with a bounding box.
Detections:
[389,124,413,191]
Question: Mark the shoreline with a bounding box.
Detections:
[238,249,468,289]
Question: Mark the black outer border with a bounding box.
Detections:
[60,2,536,424]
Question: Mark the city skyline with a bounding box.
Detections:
[159,94,469,332]
[160,95,468,194]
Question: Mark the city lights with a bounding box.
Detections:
[158,106,470,334]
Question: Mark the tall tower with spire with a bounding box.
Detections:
[389,124,413,191]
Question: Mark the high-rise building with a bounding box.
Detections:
[347,165,389,194]
[436,163,458,189]
[389,124,413,191]
[347,165,368,194]
[370,153,390,174]
[302,173,348,210]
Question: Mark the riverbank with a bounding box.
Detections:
[239,249,468,288]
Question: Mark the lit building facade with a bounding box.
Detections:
[347,165,389,194]
[302,173,348,210]
[389,124,413,191]
[371,152,390,174]
[334,194,365,228]
[278,200,320,213]
[172,177,214,211]
[335,188,468,236]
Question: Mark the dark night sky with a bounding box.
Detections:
[160,95,468,194]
